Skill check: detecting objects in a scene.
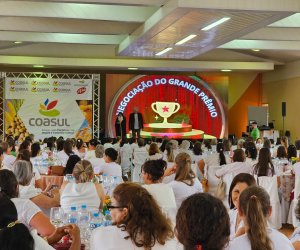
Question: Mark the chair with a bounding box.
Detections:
[206,165,222,196]
[49,165,64,176]
[256,175,282,229]
[287,175,300,227]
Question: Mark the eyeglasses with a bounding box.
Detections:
[106,205,127,211]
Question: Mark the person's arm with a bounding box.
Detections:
[30,192,60,209]
[35,179,43,189]
[293,241,300,250]
[140,113,144,129]
[30,211,56,236]
[65,225,81,250]
[198,159,205,174]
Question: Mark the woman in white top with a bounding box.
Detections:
[60,160,105,211]
[147,142,163,160]
[57,140,74,167]
[119,138,132,176]
[88,144,106,174]
[251,147,277,177]
[142,159,177,221]
[229,186,294,250]
[244,141,258,166]
[227,173,256,240]
[132,138,148,182]
[18,148,43,189]
[12,160,60,210]
[168,152,203,208]
[90,183,177,250]
[0,194,81,250]
[0,169,55,237]
[176,193,230,250]
[216,149,252,178]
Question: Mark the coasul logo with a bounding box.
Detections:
[39,99,60,117]
[77,87,86,94]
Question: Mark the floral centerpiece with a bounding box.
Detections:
[102,196,111,215]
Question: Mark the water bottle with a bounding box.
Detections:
[103,210,112,226]
[89,212,103,230]
[78,204,90,227]
[67,206,78,224]
[78,204,90,242]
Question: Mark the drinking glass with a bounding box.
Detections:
[50,207,64,227]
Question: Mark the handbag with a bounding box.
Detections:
[215,178,226,200]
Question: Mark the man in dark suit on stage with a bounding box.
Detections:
[129,106,144,139]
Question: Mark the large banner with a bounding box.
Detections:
[108,75,227,139]
[4,77,93,141]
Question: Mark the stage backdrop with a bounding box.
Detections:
[4,77,93,141]
[108,75,228,139]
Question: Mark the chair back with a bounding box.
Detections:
[256,175,282,229]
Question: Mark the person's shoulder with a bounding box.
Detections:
[229,233,250,249]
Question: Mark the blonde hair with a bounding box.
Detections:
[73,160,94,183]
[175,152,195,186]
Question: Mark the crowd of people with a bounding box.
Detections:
[0,133,299,250]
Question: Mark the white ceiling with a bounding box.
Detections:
[1,0,300,71]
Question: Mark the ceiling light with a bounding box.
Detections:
[33,65,45,68]
[14,41,22,44]
[175,34,197,45]
[155,47,173,56]
[252,49,260,52]
[201,17,231,31]
[221,69,232,72]
[128,67,138,70]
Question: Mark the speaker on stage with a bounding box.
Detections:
[282,102,286,117]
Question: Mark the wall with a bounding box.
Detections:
[262,60,300,142]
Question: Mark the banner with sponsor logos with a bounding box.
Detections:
[4,77,93,141]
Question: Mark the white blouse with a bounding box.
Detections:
[168,178,203,208]
[228,228,294,250]
[60,182,101,212]
[90,226,182,250]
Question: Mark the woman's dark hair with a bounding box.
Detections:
[0,170,19,198]
[239,186,272,250]
[105,148,118,161]
[253,148,275,177]
[30,142,41,158]
[113,183,174,248]
[228,173,256,209]
[63,140,74,156]
[217,142,226,165]
[137,138,145,147]
[0,194,34,250]
[245,142,257,160]
[76,139,84,150]
[165,142,174,162]
[192,141,202,156]
[16,149,31,162]
[148,143,160,156]
[232,149,246,162]
[287,144,297,160]
[277,145,287,159]
[263,138,271,149]
[203,140,212,150]
[6,137,16,153]
[142,159,167,182]
[176,193,230,250]
[56,138,64,151]
[64,155,81,175]
[159,138,169,152]
[19,140,31,151]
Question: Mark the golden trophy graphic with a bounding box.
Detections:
[151,101,180,124]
